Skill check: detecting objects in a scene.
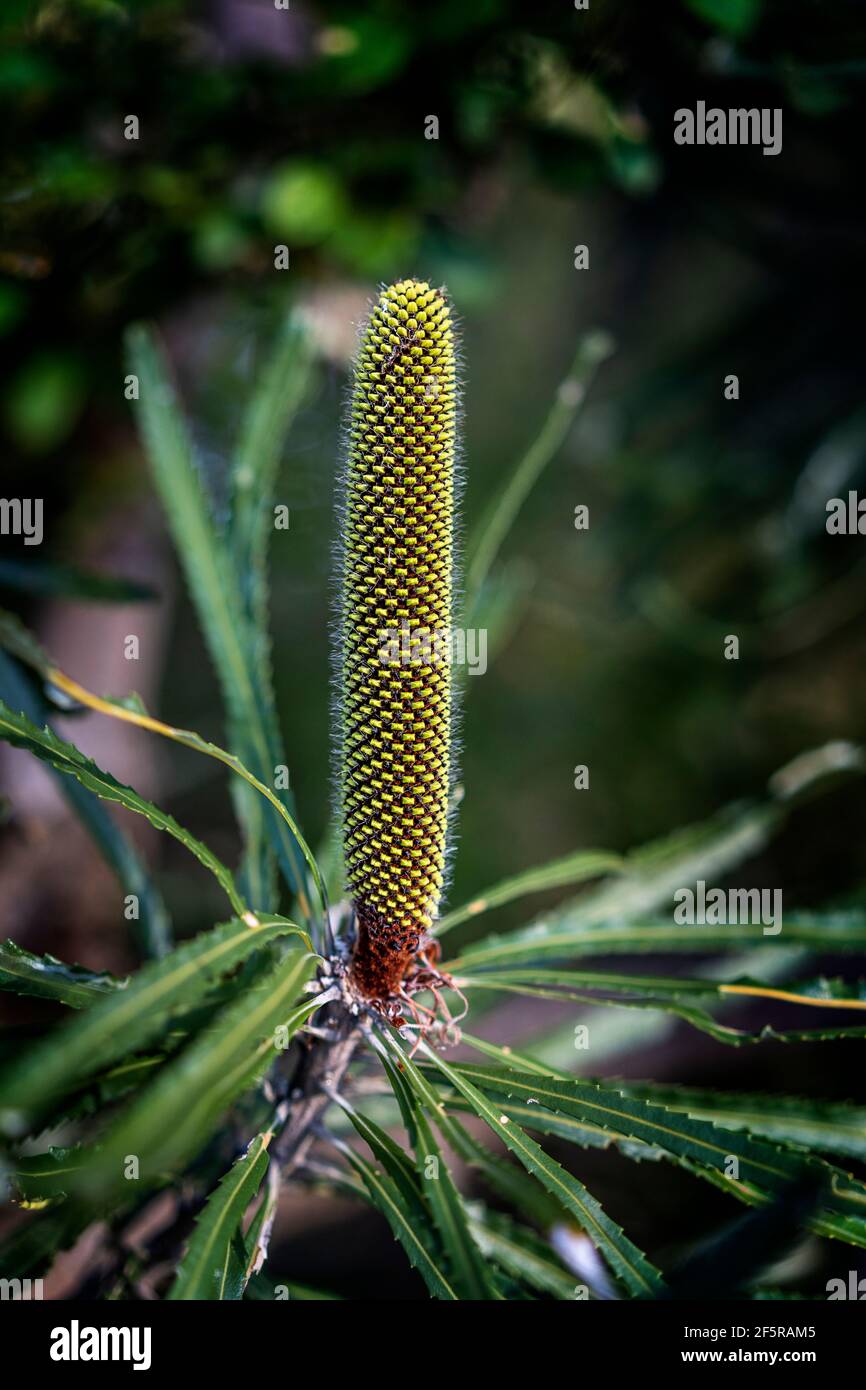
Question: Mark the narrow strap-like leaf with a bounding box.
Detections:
[412,1108,500,1300]
[464,330,614,614]
[71,949,318,1203]
[419,1043,666,1298]
[450,1062,866,1226]
[373,1031,560,1225]
[446,743,864,969]
[127,325,310,914]
[0,699,247,917]
[448,911,866,970]
[0,617,329,931]
[615,1081,866,1162]
[455,966,866,1044]
[169,1132,272,1300]
[331,1137,458,1300]
[436,849,623,936]
[468,1208,577,1300]
[0,915,309,1135]
[0,643,171,957]
[0,939,121,1009]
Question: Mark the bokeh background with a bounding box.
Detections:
[2,0,866,1296]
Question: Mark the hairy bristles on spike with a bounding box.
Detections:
[336,278,458,1010]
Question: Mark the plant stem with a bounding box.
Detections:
[274,1005,361,1175]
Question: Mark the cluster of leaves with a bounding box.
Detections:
[1,315,866,1299]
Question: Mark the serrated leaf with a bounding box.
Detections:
[4,656,327,934]
[447,910,866,971]
[449,1060,866,1233]
[0,645,171,958]
[417,1043,666,1298]
[72,947,318,1202]
[446,744,865,970]
[127,325,310,915]
[0,939,121,1009]
[455,965,866,1044]
[333,1140,458,1300]
[341,1102,428,1215]
[372,1032,560,1226]
[412,1107,499,1300]
[0,699,246,917]
[0,915,309,1135]
[7,1145,87,1202]
[615,1082,866,1161]
[436,849,624,936]
[168,1132,272,1300]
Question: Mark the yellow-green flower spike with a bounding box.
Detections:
[338,279,458,1009]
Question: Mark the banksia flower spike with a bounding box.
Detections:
[337,279,458,1019]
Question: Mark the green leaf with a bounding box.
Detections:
[454,966,866,1043]
[340,1102,429,1216]
[0,939,121,1009]
[168,1132,272,1300]
[449,1061,866,1232]
[470,982,866,1048]
[451,1061,808,1189]
[458,1096,648,1157]
[417,1043,666,1298]
[464,329,614,617]
[127,325,311,914]
[0,699,247,918]
[0,644,171,958]
[229,316,313,910]
[0,915,309,1135]
[370,1032,560,1226]
[468,1207,577,1299]
[614,1082,866,1163]
[446,743,864,969]
[443,1035,646,1153]
[7,1145,88,1202]
[443,1048,866,1248]
[448,909,866,971]
[436,849,624,935]
[0,636,328,934]
[412,1107,499,1300]
[72,947,317,1202]
[331,1138,458,1300]
[230,313,313,622]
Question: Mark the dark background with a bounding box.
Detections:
[2,0,866,1296]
